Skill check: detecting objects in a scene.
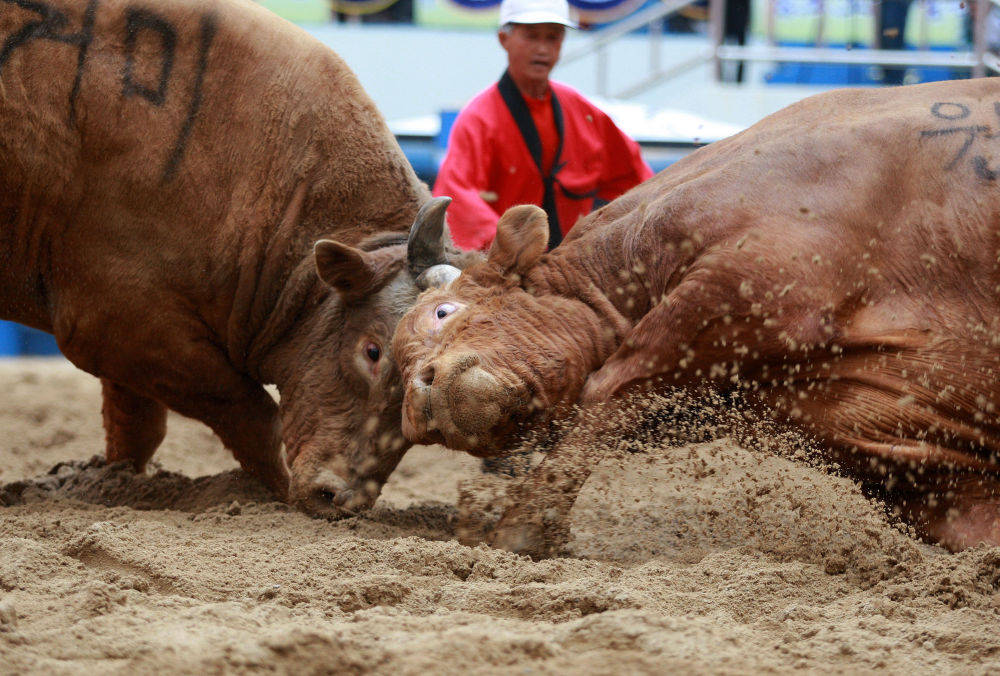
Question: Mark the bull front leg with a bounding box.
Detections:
[187,386,288,500]
[148,373,289,500]
[487,399,647,559]
[103,374,288,498]
[58,302,291,498]
[102,379,168,471]
[487,422,600,559]
[486,286,718,558]
[489,275,816,558]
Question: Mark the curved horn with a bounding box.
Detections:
[407,196,452,278]
[416,263,461,291]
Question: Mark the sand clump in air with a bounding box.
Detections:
[2,359,1000,672]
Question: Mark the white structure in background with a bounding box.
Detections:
[388,100,744,145]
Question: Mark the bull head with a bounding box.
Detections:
[286,196,464,518]
[392,205,609,455]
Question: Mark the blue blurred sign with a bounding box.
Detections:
[448,0,500,7]
[571,0,653,25]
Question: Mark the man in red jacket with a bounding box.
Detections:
[433,0,653,251]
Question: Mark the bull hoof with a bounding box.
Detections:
[265,475,291,503]
[488,515,568,559]
[455,475,511,546]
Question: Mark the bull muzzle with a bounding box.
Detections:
[403,352,512,450]
[290,470,383,519]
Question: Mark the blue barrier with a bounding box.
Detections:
[437,109,458,148]
[0,320,61,357]
[0,322,18,355]
[766,44,967,86]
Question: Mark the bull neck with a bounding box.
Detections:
[536,228,657,326]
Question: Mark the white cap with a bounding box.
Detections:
[499,0,577,28]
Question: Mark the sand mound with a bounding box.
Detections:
[2,360,1000,672]
[1,456,272,512]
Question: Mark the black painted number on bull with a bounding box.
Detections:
[0,0,216,182]
[921,101,1000,180]
[0,0,97,123]
[161,13,215,183]
[122,8,175,106]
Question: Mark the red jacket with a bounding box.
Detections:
[434,79,653,251]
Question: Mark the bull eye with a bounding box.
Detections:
[364,342,381,362]
[435,303,457,320]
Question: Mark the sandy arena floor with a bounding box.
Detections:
[2,359,1000,673]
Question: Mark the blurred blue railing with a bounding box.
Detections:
[0,322,60,357]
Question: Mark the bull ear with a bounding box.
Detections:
[488,205,549,276]
[315,239,397,302]
[407,196,453,278]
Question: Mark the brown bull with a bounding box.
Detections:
[0,0,467,515]
[394,78,1000,556]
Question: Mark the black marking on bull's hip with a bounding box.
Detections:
[921,102,1000,175]
[930,102,971,121]
[972,156,998,181]
[921,125,990,170]
[978,103,1000,180]
[122,8,175,106]
[161,13,215,183]
[0,0,98,123]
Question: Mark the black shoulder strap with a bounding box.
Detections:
[497,70,563,249]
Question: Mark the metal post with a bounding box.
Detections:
[767,0,777,46]
[815,0,826,48]
[709,0,725,80]
[872,0,881,48]
[650,15,662,77]
[974,0,988,78]
[918,0,929,50]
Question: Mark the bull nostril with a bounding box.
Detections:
[417,363,436,388]
[315,486,355,509]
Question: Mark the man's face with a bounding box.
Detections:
[499,23,566,88]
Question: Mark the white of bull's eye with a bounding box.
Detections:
[435,303,457,320]
[364,342,381,362]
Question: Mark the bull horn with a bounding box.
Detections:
[416,263,461,291]
[407,196,452,278]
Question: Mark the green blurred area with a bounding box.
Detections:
[257,0,330,23]
[416,0,499,27]
[254,0,499,25]
[751,0,967,47]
